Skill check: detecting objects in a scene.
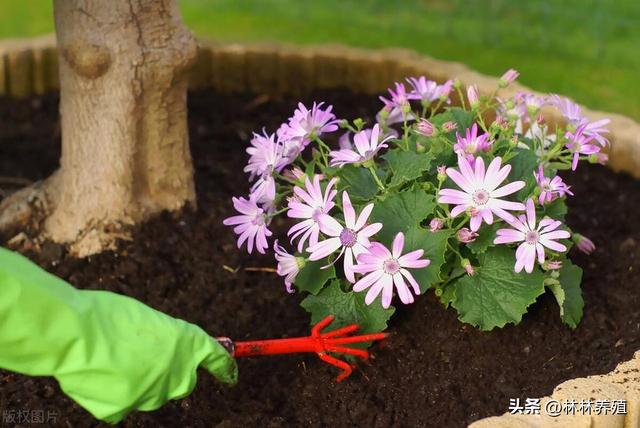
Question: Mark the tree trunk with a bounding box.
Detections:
[1,0,198,256]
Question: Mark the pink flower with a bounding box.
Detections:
[329,124,393,167]
[494,199,570,273]
[565,125,601,171]
[379,82,411,111]
[499,68,519,86]
[534,165,573,205]
[353,232,430,309]
[438,156,525,231]
[287,175,338,252]
[429,218,444,232]
[245,131,288,203]
[467,85,479,107]
[307,192,382,283]
[573,234,596,255]
[223,196,273,254]
[457,228,478,243]
[416,118,435,136]
[274,240,303,293]
[279,102,339,145]
[453,123,493,163]
[406,76,453,104]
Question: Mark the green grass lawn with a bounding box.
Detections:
[2,0,639,119]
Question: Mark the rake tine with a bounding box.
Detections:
[322,324,360,339]
[318,352,353,382]
[312,315,335,337]
[325,345,370,360]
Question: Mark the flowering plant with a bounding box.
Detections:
[224,71,608,332]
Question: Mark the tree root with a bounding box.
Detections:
[0,179,132,258]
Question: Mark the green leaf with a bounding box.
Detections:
[547,261,584,328]
[300,280,395,334]
[370,189,436,244]
[449,107,474,130]
[466,222,502,254]
[403,228,452,292]
[451,246,546,330]
[295,259,336,295]
[508,148,539,199]
[383,150,432,188]
[336,164,383,201]
[543,198,568,221]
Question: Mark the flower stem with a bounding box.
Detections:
[368,165,385,191]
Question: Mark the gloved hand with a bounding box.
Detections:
[0,247,237,424]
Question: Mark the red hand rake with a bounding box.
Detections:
[217,315,388,381]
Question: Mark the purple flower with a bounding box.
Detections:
[573,234,596,255]
[565,125,601,171]
[438,156,526,231]
[457,228,479,243]
[494,199,570,273]
[223,196,273,254]
[353,232,430,309]
[329,124,393,167]
[287,175,338,252]
[406,76,453,104]
[416,118,435,136]
[549,95,610,147]
[274,240,303,293]
[499,68,519,86]
[453,123,493,164]
[534,165,573,205]
[429,218,444,232]
[307,192,382,283]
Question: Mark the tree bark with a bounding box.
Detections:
[2,0,197,256]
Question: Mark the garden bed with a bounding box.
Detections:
[1,90,639,427]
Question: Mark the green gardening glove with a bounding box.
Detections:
[0,247,237,424]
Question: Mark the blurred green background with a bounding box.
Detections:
[1,0,638,119]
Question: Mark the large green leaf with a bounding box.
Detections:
[466,222,502,254]
[336,164,382,201]
[543,198,568,221]
[300,280,395,334]
[370,189,436,244]
[295,259,336,295]
[383,149,432,188]
[403,228,452,292]
[451,246,546,330]
[507,148,539,200]
[547,261,584,329]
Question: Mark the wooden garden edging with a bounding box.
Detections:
[1,34,638,427]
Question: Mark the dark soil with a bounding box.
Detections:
[0,90,639,428]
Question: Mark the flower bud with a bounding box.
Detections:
[457,228,478,243]
[437,165,447,182]
[416,118,435,137]
[442,121,457,132]
[573,234,595,255]
[429,218,444,232]
[536,114,545,126]
[453,79,462,90]
[467,85,480,109]
[461,258,475,276]
[545,260,562,270]
[499,68,519,88]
